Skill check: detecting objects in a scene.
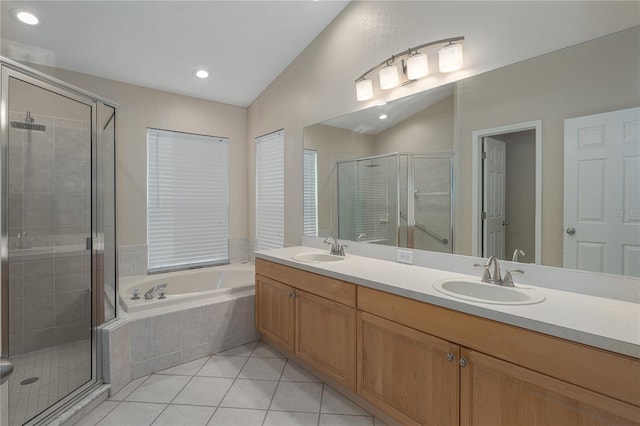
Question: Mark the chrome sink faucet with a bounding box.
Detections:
[474,256,524,287]
[324,236,346,256]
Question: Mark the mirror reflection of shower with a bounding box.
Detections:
[337,152,453,253]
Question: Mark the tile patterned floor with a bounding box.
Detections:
[76,341,386,426]
[9,340,92,426]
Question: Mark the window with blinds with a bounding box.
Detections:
[147,129,229,273]
[255,130,284,250]
[303,149,318,237]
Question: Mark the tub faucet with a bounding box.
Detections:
[357,233,369,242]
[323,237,346,256]
[144,283,167,300]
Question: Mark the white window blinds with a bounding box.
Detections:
[147,129,229,272]
[255,130,284,250]
[303,149,318,237]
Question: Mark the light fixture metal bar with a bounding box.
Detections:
[355,36,464,82]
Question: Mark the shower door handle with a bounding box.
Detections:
[0,358,14,384]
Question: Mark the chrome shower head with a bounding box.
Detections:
[10,111,46,131]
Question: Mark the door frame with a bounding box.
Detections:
[471,120,542,263]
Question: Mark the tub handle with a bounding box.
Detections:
[158,288,167,299]
[131,288,141,300]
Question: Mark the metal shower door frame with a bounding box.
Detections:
[0,62,107,426]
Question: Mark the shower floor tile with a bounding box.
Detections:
[77,340,385,426]
[8,340,91,426]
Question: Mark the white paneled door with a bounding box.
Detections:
[483,137,507,259]
[564,107,640,276]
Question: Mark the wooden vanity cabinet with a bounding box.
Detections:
[460,348,640,426]
[256,259,640,425]
[295,289,357,390]
[255,259,357,390]
[255,275,295,352]
[358,312,460,426]
[358,286,640,426]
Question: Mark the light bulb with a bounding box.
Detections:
[406,53,429,80]
[355,79,373,101]
[379,64,400,90]
[11,9,41,26]
[439,43,463,73]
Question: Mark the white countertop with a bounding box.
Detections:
[255,246,640,358]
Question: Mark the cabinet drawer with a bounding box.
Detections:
[256,259,356,307]
[358,286,640,407]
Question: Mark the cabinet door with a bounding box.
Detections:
[255,275,295,352]
[358,312,460,426]
[295,289,357,390]
[460,348,640,426]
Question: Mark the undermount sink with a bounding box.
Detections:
[292,252,345,262]
[433,278,546,305]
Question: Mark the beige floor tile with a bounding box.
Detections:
[152,404,215,426]
[207,407,266,426]
[172,377,234,406]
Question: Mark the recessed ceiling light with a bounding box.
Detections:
[11,9,41,26]
[194,70,209,79]
[379,114,388,120]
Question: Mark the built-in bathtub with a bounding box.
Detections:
[119,262,255,313]
[105,262,260,387]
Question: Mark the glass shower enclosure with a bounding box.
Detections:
[0,59,117,425]
[337,153,453,253]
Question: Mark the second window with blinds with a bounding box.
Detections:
[147,128,229,273]
[255,130,285,250]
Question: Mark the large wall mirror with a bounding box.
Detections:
[303,27,639,278]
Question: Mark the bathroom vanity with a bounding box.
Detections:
[254,247,640,426]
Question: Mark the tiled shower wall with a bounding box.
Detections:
[118,238,251,278]
[8,113,92,356]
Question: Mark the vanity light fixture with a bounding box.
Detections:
[355,36,464,101]
[10,9,41,26]
[194,69,209,79]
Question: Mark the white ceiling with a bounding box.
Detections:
[0,1,349,107]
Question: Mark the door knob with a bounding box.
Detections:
[566,227,576,235]
[1,358,14,384]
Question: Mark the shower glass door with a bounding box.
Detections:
[2,72,95,425]
[412,155,453,253]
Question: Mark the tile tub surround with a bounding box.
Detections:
[102,292,260,395]
[119,238,250,278]
[77,341,385,426]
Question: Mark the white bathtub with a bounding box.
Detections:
[119,263,255,313]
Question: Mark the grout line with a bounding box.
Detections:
[260,355,286,426]
[317,383,325,426]
[211,350,252,410]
